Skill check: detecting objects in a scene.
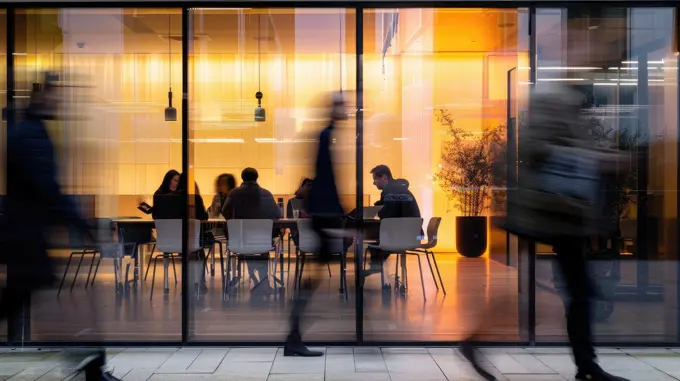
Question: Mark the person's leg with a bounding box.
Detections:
[552,238,597,371]
[553,238,628,381]
[284,216,341,357]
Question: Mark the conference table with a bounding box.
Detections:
[112,217,379,296]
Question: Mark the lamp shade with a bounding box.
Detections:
[165,89,177,121]
[165,106,177,121]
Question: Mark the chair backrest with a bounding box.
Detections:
[296,219,344,254]
[155,219,202,254]
[68,218,114,249]
[378,217,423,252]
[424,217,442,249]
[227,219,275,255]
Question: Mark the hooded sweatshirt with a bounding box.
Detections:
[375,178,421,220]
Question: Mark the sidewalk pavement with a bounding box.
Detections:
[0,347,679,380]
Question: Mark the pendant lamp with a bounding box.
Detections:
[165,14,177,122]
[254,14,265,122]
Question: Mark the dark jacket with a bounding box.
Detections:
[0,113,89,287]
[375,179,421,220]
[306,123,343,217]
[222,182,280,239]
[222,182,280,220]
[152,192,209,221]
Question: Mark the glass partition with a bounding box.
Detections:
[17,8,182,343]
[361,8,529,342]
[534,7,679,343]
[186,8,357,342]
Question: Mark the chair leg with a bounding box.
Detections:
[394,253,400,288]
[70,251,87,292]
[224,250,233,300]
[327,262,332,278]
[144,252,155,281]
[170,255,178,284]
[218,249,225,296]
[430,252,446,295]
[423,251,439,290]
[414,254,427,302]
[58,252,76,296]
[85,252,99,289]
[90,257,102,287]
[150,257,160,300]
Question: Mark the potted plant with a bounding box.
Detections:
[434,109,505,258]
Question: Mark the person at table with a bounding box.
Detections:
[286,178,312,219]
[152,173,209,221]
[222,167,280,293]
[287,178,312,247]
[138,169,179,217]
[366,164,422,278]
[209,173,236,218]
[152,174,211,290]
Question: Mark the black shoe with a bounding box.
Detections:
[576,367,630,381]
[459,341,496,381]
[77,353,122,381]
[100,371,123,381]
[283,335,324,357]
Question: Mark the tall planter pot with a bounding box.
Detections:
[456,216,488,258]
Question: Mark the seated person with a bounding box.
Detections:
[366,164,421,280]
[152,173,210,290]
[222,167,281,292]
[139,169,179,216]
[209,173,236,218]
[152,174,209,222]
[287,178,312,247]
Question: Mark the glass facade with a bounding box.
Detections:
[1,5,679,346]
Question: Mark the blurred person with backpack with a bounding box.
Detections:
[460,39,630,381]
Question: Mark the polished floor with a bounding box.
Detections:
[15,245,679,343]
[2,347,680,380]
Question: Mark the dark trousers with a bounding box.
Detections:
[368,247,390,269]
[551,238,597,370]
[288,216,343,339]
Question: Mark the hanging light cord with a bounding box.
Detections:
[35,14,38,85]
[258,14,261,92]
[339,10,343,92]
[168,14,172,92]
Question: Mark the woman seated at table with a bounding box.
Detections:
[139,169,179,217]
[152,173,209,221]
[287,178,312,247]
[153,173,211,290]
[209,173,236,218]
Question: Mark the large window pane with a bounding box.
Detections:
[534,7,679,343]
[362,8,528,341]
[187,8,357,342]
[19,8,182,342]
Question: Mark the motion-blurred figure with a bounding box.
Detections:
[0,72,120,380]
[284,92,347,357]
[462,67,629,381]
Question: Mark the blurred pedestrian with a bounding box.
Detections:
[462,78,629,380]
[284,92,347,357]
[0,72,120,381]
